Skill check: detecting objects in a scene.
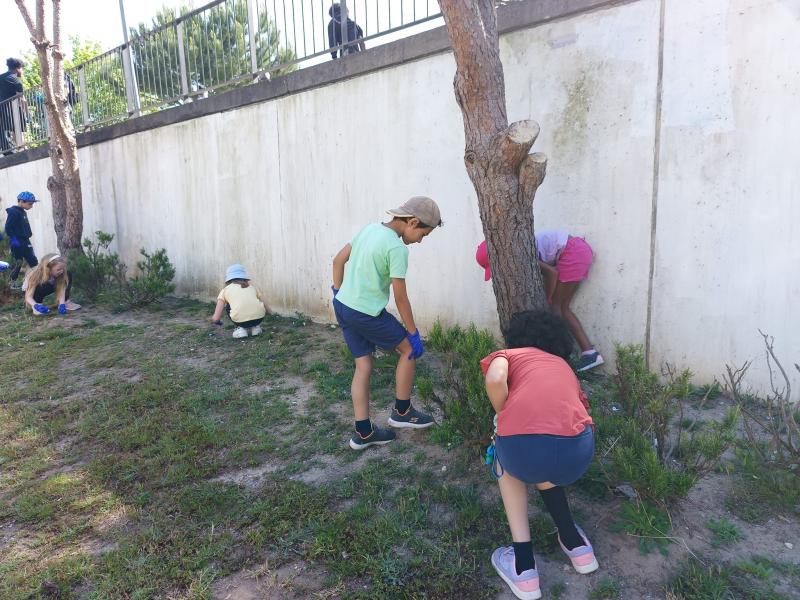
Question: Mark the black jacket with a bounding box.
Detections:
[328,17,364,59]
[5,206,32,242]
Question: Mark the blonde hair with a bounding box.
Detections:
[25,253,69,298]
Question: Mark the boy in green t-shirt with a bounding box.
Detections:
[332,196,442,450]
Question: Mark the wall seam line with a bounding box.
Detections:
[645,0,666,367]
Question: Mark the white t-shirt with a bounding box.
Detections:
[535,230,569,264]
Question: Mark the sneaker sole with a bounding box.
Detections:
[349,438,394,450]
[572,557,599,574]
[490,554,542,600]
[577,356,605,372]
[387,417,435,429]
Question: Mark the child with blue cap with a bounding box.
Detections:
[211,264,272,338]
[5,191,39,289]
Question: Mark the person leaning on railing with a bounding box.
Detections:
[327,3,366,59]
[0,57,27,155]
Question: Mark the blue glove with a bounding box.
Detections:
[9,236,21,248]
[0,261,9,272]
[331,285,339,298]
[407,329,424,360]
[33,303,50,314]
[212,319,223,326]
[58,303,67,315]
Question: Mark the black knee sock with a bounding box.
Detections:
[355,419,373,437]
[538,486,583,550]
[512,541,535,574]
[395,398,411,413]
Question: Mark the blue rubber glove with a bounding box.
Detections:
[407,329,424,360]
[58,303,67,315]
[33,303,50,314]
[0,261,9,272]
[9,236,21,249]
[331,285,339,298]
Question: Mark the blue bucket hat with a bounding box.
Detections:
[17,191,37,202]
[225,264,249,283]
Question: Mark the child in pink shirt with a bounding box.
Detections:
[481,310,599,599]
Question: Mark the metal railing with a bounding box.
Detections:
[1,0,441,156]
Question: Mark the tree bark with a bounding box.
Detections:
[438,0,548,337]
[15,0,84,255]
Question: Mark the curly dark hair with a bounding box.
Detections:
[505,309,574,360]
[6,58,24,71]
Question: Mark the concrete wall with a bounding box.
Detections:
[1,0,797,395]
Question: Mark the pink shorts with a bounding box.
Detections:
[556,237,593,283]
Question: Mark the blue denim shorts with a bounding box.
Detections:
[333,298,407,358]
[495,426,594,486]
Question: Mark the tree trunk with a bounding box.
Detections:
[16,0,84,255]
[438,0,548,338]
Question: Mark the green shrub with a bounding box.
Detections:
[69,231,124,300]
[68,230,175,309]
[427,320,498,451]
[610,500,672,555]
[589,577,622,599]
[596,345,738,504]
[706,517,742,546]
[113,248,176,308]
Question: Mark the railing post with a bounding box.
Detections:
[78,67,90,126]
[10,97,24,149]
[176,21,190,97]
[121,43,141,117]
[340,0,349,57]
[246,0,259,76]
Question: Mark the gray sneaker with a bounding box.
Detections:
[388,406,434,429]
[576,351,604,372]
[349,424,396,450]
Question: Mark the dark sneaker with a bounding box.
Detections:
[349,425,396,450]
[576,351,604,373]
[388,406,434,429]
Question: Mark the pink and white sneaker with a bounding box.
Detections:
[491,546,542,600]
[559,525,599,574]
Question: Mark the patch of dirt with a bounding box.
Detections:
[212,560,336,600]
[211,463,283,488]
[291,452,370,486]
[247,375,319,415]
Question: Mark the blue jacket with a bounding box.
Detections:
[4,206,33,243]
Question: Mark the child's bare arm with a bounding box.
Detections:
[539,261,558,303]
[332,244,351,290]
[391,278,417,334]
[256,289,273,315]
[211,299,225,322]
[485,357,510,413]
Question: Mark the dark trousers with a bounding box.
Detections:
[33,271,72,303]
[10,244,38,281]
[225,304,263,328]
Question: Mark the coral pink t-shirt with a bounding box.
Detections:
[480,348,593,437]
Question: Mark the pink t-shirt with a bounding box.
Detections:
[480,348,593,437]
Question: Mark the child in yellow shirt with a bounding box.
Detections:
[211,264,272,338]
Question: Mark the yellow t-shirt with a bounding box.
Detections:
[218,283,266,323]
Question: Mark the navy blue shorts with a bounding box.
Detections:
[333,298,407,358]
[495,426,594,486]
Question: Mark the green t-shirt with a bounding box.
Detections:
[336,223,409,316]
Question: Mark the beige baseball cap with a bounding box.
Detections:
[386,196,442,228]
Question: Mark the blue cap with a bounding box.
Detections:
[225,264,250,282]
[17,191,37,202]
